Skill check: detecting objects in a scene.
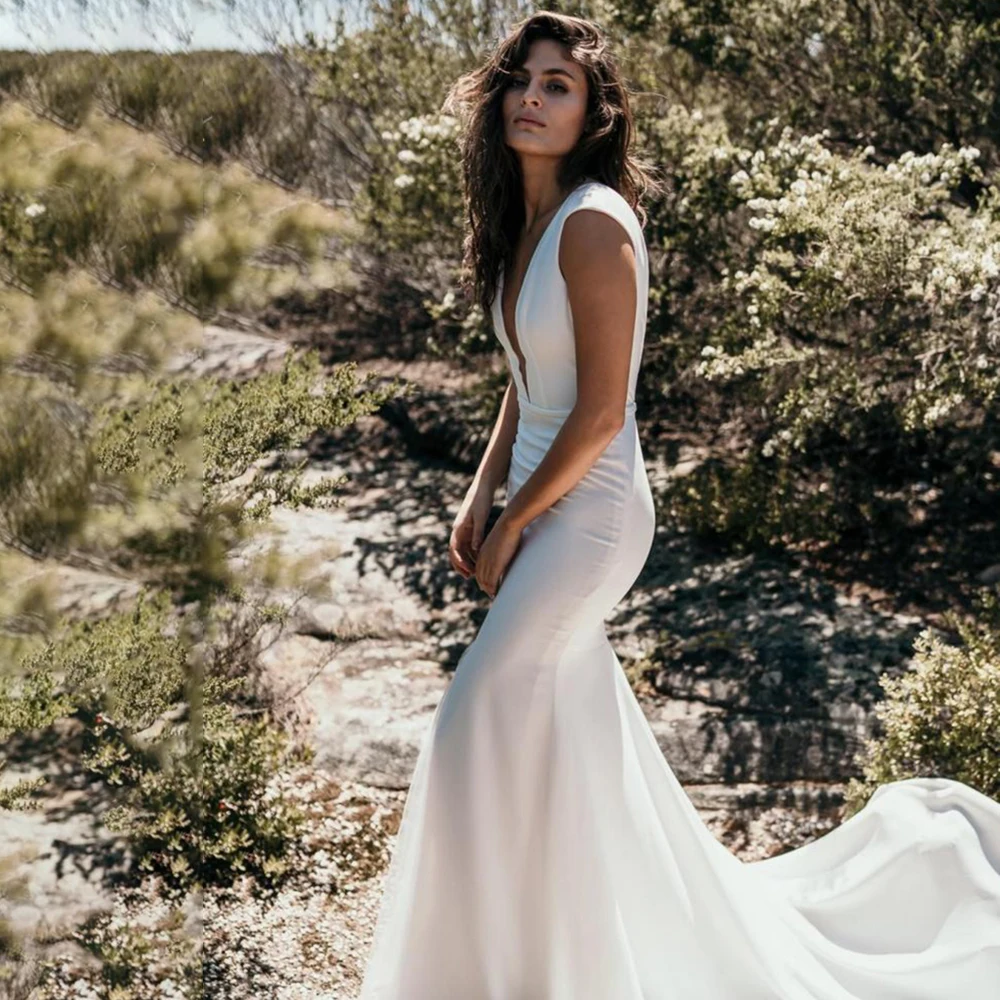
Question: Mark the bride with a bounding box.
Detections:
[358,11,1000,999]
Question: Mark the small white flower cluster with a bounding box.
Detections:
[761,426,797,458]
[381,113,459,193]
[729,130,842,239]
[720,264,784,329]
[380,113,459,146]
[883,145,982,189]
[729,128,833,192]
[730,132,982,236]
[25,202,46,217]
[695,332,811,383]
[921,233,1000,308]
[396,113,459,145]
[911,389,966,427]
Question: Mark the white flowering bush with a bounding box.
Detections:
[365,112,465,253]
[644,105,1000,550]
[698,131,998,445]
[845,586,1000,813]
[639,104,769,384]
[350,109,489,367]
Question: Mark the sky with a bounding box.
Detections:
[0,1,341,51]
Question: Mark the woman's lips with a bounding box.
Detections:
[515,117,545,127]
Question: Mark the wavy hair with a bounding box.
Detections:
[442,11,662,320]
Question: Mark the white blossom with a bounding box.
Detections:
[981,246,999,278]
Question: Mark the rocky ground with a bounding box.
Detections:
[0,327,934,999]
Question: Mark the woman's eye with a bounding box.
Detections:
[510,79,566,93]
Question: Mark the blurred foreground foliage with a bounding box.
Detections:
[0,97,404,901]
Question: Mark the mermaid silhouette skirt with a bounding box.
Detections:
[357,396,1000,1000]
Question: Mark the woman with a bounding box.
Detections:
[359,12,1000,999]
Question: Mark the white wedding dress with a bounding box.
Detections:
[357,179,1000,999]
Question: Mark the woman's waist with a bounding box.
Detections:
[512,395,641,472]
[516,392,636,427]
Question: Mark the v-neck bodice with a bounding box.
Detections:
[490,179,649,412]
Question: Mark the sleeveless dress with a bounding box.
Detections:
[357,180,1000,999]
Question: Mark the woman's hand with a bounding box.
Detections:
[449,482,495,580]
[474,511,524,599]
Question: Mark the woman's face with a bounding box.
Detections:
[502,38,589,168]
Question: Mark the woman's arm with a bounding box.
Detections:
[496,208,637,534]
[450,378,521,581]
[470,377,520,498]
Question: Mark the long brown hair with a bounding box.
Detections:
[442,12,662,320]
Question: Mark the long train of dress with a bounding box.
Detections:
[357,179,1000,999]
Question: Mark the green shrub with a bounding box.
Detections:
[845,586,1000,815]
[104,52,168,129]
[34,903,201,999]
[160,55,272,165]
[94,704,310,890]
[1,49,330,194]
[0,51,34,97]
[0,89,404,907]
[2,589,311,890]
